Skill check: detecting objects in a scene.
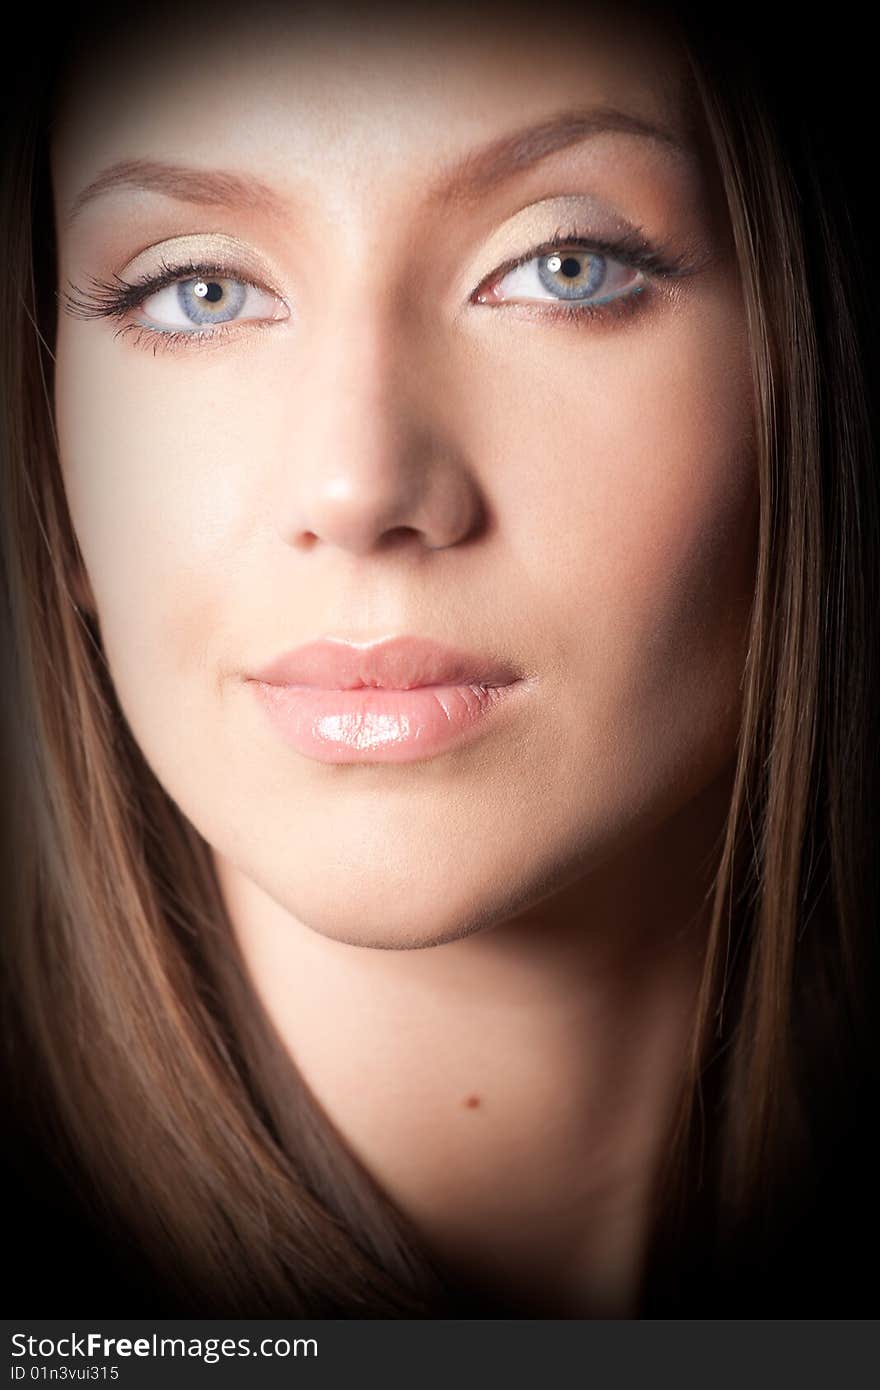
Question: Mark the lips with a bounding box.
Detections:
[247,635,523,691]
[245,635,531,764]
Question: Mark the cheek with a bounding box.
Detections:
[583,301,758,694]
[472,282,758,790]
[53,323,252,694]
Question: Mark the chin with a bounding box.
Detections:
[284,878,500,952]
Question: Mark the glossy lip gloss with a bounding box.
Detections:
[245,635,532,764]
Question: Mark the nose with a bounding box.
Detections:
[273,306,485,556]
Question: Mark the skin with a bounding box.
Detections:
[52,0,758,1314]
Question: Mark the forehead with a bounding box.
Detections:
[51,0,694,220]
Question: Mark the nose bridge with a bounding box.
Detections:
[276,271,482,556]
[316,287,409,444]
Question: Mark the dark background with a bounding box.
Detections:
[3,0,878,1317]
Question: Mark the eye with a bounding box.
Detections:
[476,240,646,313]
[135,273,286,331]
[60,258,291,353]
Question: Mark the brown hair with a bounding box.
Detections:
[2,1,877,1314]
[641,11,879,1309]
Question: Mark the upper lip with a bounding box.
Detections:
[247,636,523,690]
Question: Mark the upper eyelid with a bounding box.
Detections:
[124,240,634,301]
[59,258,284,320]
[167,230,669,289]
[480,235,682,292]
[135,260,283,297]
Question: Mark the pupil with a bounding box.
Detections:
[559,257,581,280]
[203,282,224,302]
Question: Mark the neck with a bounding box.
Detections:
[213,764,731,1316]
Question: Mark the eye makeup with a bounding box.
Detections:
[471,220,698,330]
[59,201,711,355]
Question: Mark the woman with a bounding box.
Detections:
[2,0,877,1316]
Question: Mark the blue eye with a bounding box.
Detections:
[174,275,247,324]
[479,242,646,311]
[470,222,697,326]
[538,249,610,299]
[136,273,285,331]
[60,257,290,348]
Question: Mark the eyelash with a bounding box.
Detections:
[60,224,692,356]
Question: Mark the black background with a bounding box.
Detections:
[2,0,878,1321]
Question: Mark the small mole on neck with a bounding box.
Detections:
[463,1094,481,1109]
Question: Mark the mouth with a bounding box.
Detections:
[245,634,532,764]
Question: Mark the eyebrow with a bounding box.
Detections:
[63,105,689,228]
[428,105,688,208]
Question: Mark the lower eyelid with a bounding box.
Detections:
[114,318,277,355]
[490,285,649,324]
[121,290,650,353]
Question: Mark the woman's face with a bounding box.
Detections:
[52,0,757,948]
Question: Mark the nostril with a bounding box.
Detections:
[379,525,423,550]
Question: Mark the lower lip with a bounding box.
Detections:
[248,679,529,763]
